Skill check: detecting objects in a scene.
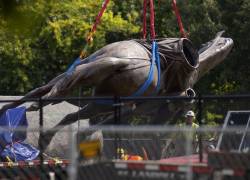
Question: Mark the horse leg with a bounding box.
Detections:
[29,57,131,111]
[39,102,136,150]
[91,103,136,125]
[39,102,114,150]
[0,73,66,115]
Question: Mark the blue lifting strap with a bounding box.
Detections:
[132,40,161,96]
[155,41,161,93]
[66,57,82,75]
[66,41,161,102]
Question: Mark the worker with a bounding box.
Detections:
[172,110,200,156]
[181,110,199,143]
[183,110,199,133]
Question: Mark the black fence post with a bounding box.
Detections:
[197,94,203,162]
[38,97,45,178]
[118,96,121,126]
[114,96,122,159]
[114,96,121,125]
[117,97,122,159]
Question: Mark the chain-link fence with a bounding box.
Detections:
[0,95,250,179]
[0,126,249,179]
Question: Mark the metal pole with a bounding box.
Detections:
[114,96,118,159]
[118,96,122,159]
[38,97,45,179]
[216,112,231,150]
[68,125,77,180]
[114,96,122,159]
[114,96,118,125]
[118,96,121,125]
[238,116,250,152]
[197,95,203,162]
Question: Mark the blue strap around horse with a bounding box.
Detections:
[132,40,161,96]
[66,57,82,75]
[66,40,161,99]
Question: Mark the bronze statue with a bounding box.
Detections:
[0,31,233,153]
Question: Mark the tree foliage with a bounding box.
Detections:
[0,0,249,96]
[0,0,140,94]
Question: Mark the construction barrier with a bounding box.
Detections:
[0,95,250,179]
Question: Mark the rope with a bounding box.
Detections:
[172,0,187,38]
[136,0,160,96]
[149,0,156,39]
[142,0,147,39]
[80,0,110,59]
[67,0,110,73]
[139,0,160,96]
[142,0,156,40]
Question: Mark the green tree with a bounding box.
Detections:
[0,0,140,94]
[1,0,250,96]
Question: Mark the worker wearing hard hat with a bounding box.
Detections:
[173,110,200,156]
[179,110,199,141]
[184,110,199,129]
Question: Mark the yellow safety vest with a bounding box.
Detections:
[178,122,199,142]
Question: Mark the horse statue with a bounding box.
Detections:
[0,31,233,154]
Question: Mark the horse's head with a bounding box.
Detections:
[161,31,233,95]
[194,31,234,83]
[160,38,199,94]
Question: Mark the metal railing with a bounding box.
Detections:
[1,95,250,179]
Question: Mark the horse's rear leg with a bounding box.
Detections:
[0,73,66,115]
[40,102,136,150]
[29,57,131,111]
[39,102,112,150]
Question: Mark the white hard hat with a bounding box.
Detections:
[185,110,195,117]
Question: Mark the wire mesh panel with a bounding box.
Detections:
[216,111,250,151]
[119,97,195,126]
[0,162,69,180]
[0,124,248,179]
[76,126,207,180]
[1,96,250,179]
[76,126,250,180]
[0,126,70,179]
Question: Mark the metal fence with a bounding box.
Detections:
[0,95,250,179]
[0,126,249,179]
[77,126,250,180]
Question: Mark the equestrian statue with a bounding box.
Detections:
[0,31,233,152]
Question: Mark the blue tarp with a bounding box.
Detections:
[1,142,39,161]
[0,106,39,161]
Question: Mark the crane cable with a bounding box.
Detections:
[171,0,187,38]
[133,0,160,96]
[142,0,156,39]
[80,0,110,59]
[67,0,110,74]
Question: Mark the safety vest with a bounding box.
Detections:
[178,122,199,142]
[191,122,199,129]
